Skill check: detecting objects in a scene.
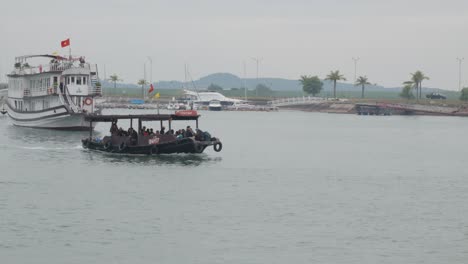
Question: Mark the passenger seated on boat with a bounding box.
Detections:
[185,126,194,137]
[149,129,154,135]
[110,122,119,135]
[195,129,204,141]
[160,127,166,135]
[118,127,128,136]
[155,130,160,136]
[176,131,183,139]
[143,129,149,136]
[130,129,138,145]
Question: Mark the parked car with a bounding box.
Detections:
[426,93,447,99]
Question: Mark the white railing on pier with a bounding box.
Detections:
[268,96,348,107]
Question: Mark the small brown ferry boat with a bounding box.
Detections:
[82,110,222,154]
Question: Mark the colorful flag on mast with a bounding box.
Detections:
[148,83,154,94]
[61,38,70,48]
[153,92,160,99]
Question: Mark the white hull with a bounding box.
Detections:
[6,104,94,130]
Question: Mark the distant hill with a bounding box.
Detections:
[155,72,388,92]
[103,72,451,95]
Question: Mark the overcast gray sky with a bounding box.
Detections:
[1,0,467,89]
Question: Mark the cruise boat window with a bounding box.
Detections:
[77,77,82,85]
[83,77,87,85]
[71,77,75,84]
[67,77,70,85]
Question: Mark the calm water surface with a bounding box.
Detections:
[0,110,467,264]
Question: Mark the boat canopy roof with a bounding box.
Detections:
[85,113,200,122]
[15,54,67,62]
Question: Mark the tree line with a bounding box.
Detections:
[300,70,468,101]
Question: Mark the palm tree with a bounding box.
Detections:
[325,70,346,98]
[355,76,371,98]
[109,74,122,95]
[138,79,148,100]
[405,71,429,99]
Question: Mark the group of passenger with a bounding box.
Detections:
[110,122,204,140]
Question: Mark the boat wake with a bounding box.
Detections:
[12,145,83,151]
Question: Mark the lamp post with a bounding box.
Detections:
[147,56,152,87]
[352,57,360,83]
[250,57,263,97]
[243,61,247,101]
[457,57,464,92]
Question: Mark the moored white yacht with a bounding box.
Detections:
[183,89,247,111]
[6,54,101,130]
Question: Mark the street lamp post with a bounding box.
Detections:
[243,61,247,101]
[143,63,146,100]
[352,57,360,83]
[457,57,464,92]
[147,56,152,86]
[251,57,263,97]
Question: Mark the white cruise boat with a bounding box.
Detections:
[208,100,222,111]
[183,89,248,110]
[6,54,101,130]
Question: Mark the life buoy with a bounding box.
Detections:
[103,141,112,151]
[213,142,222,152]
[149,146,158,155]
[84,97,93,106]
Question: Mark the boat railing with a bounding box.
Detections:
[11,63,91,75]
[88,75,102,96]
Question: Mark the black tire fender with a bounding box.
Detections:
[194,143,204,153]
[104,141,112,150]
[213,142,222,152]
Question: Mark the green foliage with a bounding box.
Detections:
[355,76,371,98]
[325,70,346,98]
[460,87,468,101]
[400,84,415,99]
[137,79,147,86]
[207,83,223,92]
[109,74,122,89]
[299,75,323,96]
[325,70,346,82]
[406,71,429,99]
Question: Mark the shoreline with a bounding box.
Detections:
[278,100,468,117]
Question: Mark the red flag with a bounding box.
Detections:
[148,83,154,93]
[61,38,70,48]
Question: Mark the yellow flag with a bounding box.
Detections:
[52,51,59,55]
[153,92,160,99]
